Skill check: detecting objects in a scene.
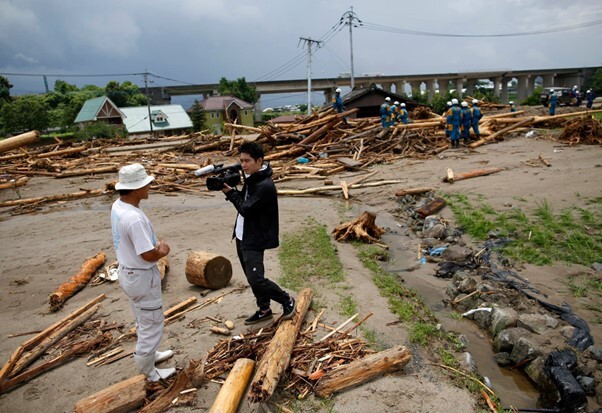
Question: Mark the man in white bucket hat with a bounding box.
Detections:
[110,163,175,381]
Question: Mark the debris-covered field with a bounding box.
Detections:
[1,104,601,413]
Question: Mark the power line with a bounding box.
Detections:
[0,71,145,77]
[359,17,602,38]
[254,18,344,82]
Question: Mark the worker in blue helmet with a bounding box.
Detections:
[471,99,482,140]
[548,90,557,116]
[446,98,462,148]
[380,97,392,128]
[460,101,473,146]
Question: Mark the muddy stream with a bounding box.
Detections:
[377,210,541,410]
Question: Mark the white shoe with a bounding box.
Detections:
[134,353,176,382]
[155,349,173,363]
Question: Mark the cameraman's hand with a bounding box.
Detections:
[221,183,232,194]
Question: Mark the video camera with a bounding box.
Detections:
[194,163,242,191]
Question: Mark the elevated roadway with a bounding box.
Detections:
[147,66,599,107]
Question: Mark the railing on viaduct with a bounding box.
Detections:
[147,66,599,109]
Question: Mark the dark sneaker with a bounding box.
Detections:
[282,297,296,320]
[244,309,273,325]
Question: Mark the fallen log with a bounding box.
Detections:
[185,251,232,289]
[0,333,109,394]
[9,304,101,379]
[247,288,313,403]
[298,119,342,146]
[314,345,412,397]
[394,187,434,197]
[34,145,88,159]
[277,180,403,196]
[74,374,147,413]
[443,167,503,183]
[55,166,118,178]
[139,355,208,413]
[0,294,106,382]
[331,211,385,244]
[0,188,105,208]
[156,163,200,170]
[208,358,255,413]
[224,123,263,134]
[0,131,40,154]
[0,176,29,191]
[538,154,551,167]
[414,197,446,218]
[157,256,168,284]
[469,117,534,148]
[49,252,106,312]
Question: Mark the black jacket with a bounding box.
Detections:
[225,163,279,250]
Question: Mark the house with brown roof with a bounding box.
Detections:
[340,85,426,118]
[191,96,254,133]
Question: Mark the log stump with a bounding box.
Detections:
[332,211,384,244]
[185,251,232,289]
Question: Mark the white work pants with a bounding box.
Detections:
[118,266,163,357]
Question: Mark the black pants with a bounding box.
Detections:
[236,239,289,310]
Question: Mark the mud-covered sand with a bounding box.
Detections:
[1,131,600,412]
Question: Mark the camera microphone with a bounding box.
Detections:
[194,165,217,176]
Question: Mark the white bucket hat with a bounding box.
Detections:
[115,163,155,190]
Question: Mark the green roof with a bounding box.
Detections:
[74,96,108,123]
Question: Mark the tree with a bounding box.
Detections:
[189,100,207,132]
[0,75,12,108]
[105,80,147,107]
[584,67,602,95]
[218,77,258,104]
[54,79,79,94]
[0,95,50,134]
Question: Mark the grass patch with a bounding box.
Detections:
[358,247,435,324]
[568,276,588,298]
[339,295,358,317]
[279,219,344,291]
[445,194,602,266]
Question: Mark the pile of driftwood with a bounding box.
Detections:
[1,106,601,213]
[558,116,602,145]
[73,288,412,413]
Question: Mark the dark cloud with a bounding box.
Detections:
[1,0,601,101]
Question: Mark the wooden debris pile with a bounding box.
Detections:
[0,295,110,394]
[557,116,602,145]
[203,311,377,400]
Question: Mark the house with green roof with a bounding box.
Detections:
[73,96,124,125]
[75,96,193,137]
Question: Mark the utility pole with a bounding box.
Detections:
[43,75,49,93]
[143,70,154,138]
[341,7,361,90]
[299,37,323,115]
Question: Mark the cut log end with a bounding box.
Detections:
[185,251,232,289]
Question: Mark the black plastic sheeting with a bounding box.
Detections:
[479,239,594,351]
[439,238,595,412]
[544,350,587,413]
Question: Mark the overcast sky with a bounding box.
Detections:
[1,0,601,108]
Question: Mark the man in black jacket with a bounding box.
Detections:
[222,142,296,324]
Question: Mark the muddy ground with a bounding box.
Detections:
[0,114,601,412]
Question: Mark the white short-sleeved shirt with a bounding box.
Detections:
[111,199,157,269]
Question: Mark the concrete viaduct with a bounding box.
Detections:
[147,66,599,109]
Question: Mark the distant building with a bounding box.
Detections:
[74,96,124,126]
[190,96,254,134]
[120,105,192,137]
[341,85,426,118]
[74,96,193,137]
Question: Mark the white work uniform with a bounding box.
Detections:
[111,199,163,357]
